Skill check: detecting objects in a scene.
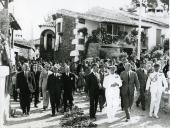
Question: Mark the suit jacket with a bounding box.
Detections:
[39,69,48,91]
[136,68,148,90]
[16,71,33,94]
[86,72,100,96]
[116,63,125,75]
[47,73,63,98]
[32,71,41,90]
[62,73,75,100]
[120,70,140,96]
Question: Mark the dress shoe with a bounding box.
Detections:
[34,105,38,108]
[153,115,159,119]
[26,112,30,115]
[90,117,96,121]
[22,113,27,117]
[149,114,153,118]
[142,108,145,111]
[51,114,55,117]
[126,119,130,122]
[43,106,47,111]
[136,102,139,107]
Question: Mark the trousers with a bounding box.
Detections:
[150,89,162,116]
[19,93,31,114]
[89,92,99,118]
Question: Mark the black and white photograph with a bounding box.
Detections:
[0,0,169,127]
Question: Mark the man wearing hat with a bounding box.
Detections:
[146,63,168,118]
[47,64,63,116]
[136,61,148,110]
[103,65,122,123]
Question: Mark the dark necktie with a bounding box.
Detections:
[128,72,130,83]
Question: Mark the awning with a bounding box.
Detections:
[14,41,34,51]
[75,44,84,51]
[70,50,79,56]
[9,13,21,30]
[101,44,120,48]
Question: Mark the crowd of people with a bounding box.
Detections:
[10,56,170,123]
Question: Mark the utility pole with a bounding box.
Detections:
[137,0,142,60]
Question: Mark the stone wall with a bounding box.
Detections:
[54,15,76,62]
[0,9,9,36]
[14,46,31,59]
[86,43,121,59]
[86,43,100,58]
[100,47,120,58]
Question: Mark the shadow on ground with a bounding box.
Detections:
[6,113,51,126]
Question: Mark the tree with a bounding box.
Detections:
[131,0,148,7]
[147,0,157,8]
[161,0,169,10]
[131,0,169,10]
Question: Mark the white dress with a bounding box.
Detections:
[103,73,122,122]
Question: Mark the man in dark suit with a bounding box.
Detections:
[86,63,100,120]
[62,66,75,112]
[31,63,41,108]
[16,63,34,116]
[136,61,148,110]
[120,62,140,122]
[116,58,128,110]
[47,65,63,116]
[98,65,106,112]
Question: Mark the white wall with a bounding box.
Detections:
[148,27,157,49]
[75,19,99,35]
[40,26,55,35]
[85,20,99,35]
[140,20,169,50]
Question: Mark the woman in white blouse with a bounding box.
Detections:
[103,65,122,123]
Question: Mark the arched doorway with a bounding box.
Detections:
[40,29,55,61]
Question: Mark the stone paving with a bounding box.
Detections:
[4,93,170,128]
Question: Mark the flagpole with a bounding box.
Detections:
[137,0,142,60]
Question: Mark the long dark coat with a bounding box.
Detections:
[47,73,62,98]
[62,73,75,101]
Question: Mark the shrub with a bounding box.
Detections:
[152,50,163,59]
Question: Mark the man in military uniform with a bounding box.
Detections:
[146,63,168,118]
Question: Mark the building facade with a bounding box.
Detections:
[39,7,169,61]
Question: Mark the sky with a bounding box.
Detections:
[9,0,131,40]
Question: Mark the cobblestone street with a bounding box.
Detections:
[4,93,170,128]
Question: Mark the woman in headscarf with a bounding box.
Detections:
[103,65,122,123]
